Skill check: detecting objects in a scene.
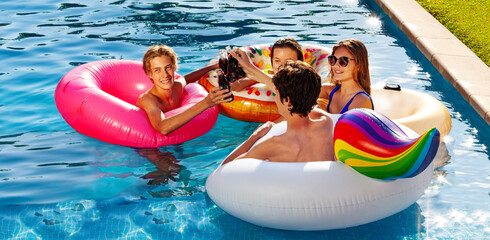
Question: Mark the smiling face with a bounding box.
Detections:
[272,47,300,73]
[149,55,175,90]
[330,46,357,84]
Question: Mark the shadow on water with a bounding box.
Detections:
[0,195,426,240]
[1,0,488,238]
[136,148,183,186]
[134,147,199,199]
[205,194,426,239]
[200,141,452,240]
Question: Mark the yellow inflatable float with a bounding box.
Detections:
[199,43,331,122]
[372,85,452,140]
[199,43,451,139]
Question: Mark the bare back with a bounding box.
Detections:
[242,109,334,162]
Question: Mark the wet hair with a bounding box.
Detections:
[270,38,304,67]
[328,39,371,95]
[272,61,321,117]
[142,45,178,76]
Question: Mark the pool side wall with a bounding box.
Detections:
[373,0,490,125]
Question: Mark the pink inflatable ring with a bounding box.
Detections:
[55,60,219,147]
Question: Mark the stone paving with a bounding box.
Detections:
[374,0,490,124]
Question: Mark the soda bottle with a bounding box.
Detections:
[226,46,246,82]
[218,49,228,75]
[217,68,233,102]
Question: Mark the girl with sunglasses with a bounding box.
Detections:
[318,39,373,114]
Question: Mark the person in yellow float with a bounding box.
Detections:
[230,38,373,114]
[229,38,304,91]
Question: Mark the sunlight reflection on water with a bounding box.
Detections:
[0,0,488,239]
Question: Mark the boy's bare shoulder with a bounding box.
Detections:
[136,90,158,109]
[248,135,299,162]
[310,108,333,123]
[253,135,283,151]
[240,135,279,160]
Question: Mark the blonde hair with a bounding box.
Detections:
[327,39,370,94]
[142,45,178,76]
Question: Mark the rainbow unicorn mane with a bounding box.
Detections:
[334,109,440,180]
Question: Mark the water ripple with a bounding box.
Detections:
[16,33,46,40]
[16,12,41,16]
[58,3,88,10]
[0,1,488,238]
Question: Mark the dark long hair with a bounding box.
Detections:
[328,39,370,94]
[271,38,304,66]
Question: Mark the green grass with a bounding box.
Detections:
[415,0,490,66]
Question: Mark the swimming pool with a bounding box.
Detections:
[0,0,488,239]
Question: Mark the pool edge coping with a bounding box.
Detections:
[373,0,490,125]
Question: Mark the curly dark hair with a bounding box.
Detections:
[271,38,304,64]
[272,61,321,117]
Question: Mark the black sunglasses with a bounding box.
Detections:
[327,55,355,67]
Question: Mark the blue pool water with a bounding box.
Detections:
[1,0,488,239]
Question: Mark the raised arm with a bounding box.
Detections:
[138,86,231,135]
[230,48,276,94]
[230,77,257,92]
[183,62,219,84]
[222,121,274,164]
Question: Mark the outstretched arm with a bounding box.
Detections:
[222,121,274,165]
[230,48,276,94]
[230,77,257,92]
[183,62,219,84]
[138,86,231,135]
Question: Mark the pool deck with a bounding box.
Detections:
[374,0,490,125]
